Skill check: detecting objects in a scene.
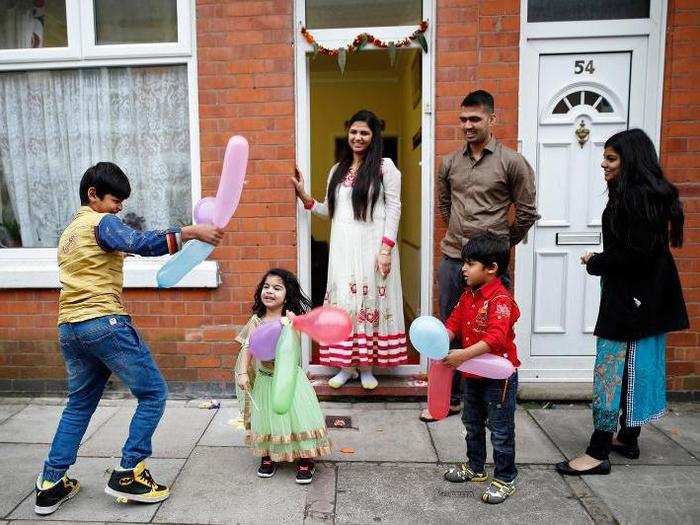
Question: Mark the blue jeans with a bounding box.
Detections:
[461,372,518,483]
[42,315,168,482]
[438,256,465,405]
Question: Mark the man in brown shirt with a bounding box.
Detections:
[420,90,539,422]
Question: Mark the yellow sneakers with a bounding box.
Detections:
[104,461,169,503]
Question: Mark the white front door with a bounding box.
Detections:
[530,53,630,361]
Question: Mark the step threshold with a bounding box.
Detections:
[310,375,427,399]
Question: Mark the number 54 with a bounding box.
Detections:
[574,60,595,74]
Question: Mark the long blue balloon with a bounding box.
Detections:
[408,315,450,359]
[157,240,214,288]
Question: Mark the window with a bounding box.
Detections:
[94,0,178,45]
[0,0,67,49]
[0,65,191,248]
[0,0,206,287]
[305,0,422,29]
[528,0,650,23]
[552,90,614,115]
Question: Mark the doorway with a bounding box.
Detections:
[294,3,435,377]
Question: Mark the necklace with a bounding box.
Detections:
[343,166,358,187]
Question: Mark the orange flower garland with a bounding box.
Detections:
[301,20,429,57]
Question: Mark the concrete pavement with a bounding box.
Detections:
[0,397,697,524]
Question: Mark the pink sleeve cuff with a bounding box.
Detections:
[304,199,315,210]
[381,237,395,248]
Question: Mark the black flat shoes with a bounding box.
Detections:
[555,459,611,476]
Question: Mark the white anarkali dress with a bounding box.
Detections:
[307,158,407,367]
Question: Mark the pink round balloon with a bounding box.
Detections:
[193,197,216,225]
[292,307,352,344]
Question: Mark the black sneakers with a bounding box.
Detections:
[295,459,315,484]
[104,461,170,503]
[34,475,81,515]
[257,456,277,478]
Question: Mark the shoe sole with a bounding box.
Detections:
[104,486,169,503]
[444,476,488,483]
[295,477,313,484]
[257,470,276,478]
[34,485,80,515]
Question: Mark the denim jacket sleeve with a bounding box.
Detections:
[96,214,182,256]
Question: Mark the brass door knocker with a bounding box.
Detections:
[575,120,590,148]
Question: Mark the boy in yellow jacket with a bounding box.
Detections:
[35,162,223,515]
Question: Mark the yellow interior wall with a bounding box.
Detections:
[310,76,402,242]
[397,51,422,317]
[308,49,422,316]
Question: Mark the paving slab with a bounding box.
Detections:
[153,447,311,524]
[0,444,47,518]
[582,465,700,524]
[529,409,697,465]
[8,457,184,522]
[0,404,26,424]
[652,412,700,458]
[428,410,564,464]
[303,463,336,523]
[197,407,246,447]
[328,409,437,462]
[0,404,119,444]
[79,405,215,459]
[335,463,592,524]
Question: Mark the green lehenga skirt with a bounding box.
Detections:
[238,364,331,463]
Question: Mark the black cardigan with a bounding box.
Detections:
[586,207,689,342]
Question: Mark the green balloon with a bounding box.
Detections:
[271,323,301,415]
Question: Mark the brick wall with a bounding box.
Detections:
[0,0,297,396]
[433,0,521,301]
[1,0,697,398]
[660,0,700,397]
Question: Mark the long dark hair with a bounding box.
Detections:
[251,268,313,317]
[327,109,384,221]
[604,128,684,248]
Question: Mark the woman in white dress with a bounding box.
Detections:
[292,109,407,390]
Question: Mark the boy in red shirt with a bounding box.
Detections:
[441,232,520,504]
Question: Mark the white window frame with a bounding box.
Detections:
[293,0,435,375]
[0,0,216,288]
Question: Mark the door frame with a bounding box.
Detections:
[515,0,668,382]
[292,0,436,375]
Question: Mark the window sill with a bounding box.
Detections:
[0,252,219,289]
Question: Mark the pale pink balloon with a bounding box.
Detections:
[213,135,249,228]
[193,197,216,225]
[457,353,515,379]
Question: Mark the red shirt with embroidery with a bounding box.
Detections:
[444,277,521,378]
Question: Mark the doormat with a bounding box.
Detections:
[325,415,353,429]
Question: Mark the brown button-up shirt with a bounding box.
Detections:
[438,137,539,259]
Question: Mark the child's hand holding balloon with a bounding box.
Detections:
[181,224,225,246]
[442,348,469,369]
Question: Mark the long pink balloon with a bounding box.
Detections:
[213,135,249,228]
[457,353,514,379]
[427,361,453,421]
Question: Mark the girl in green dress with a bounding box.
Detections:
[234,268,330,484]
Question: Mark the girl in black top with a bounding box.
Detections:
[556,128,689,476]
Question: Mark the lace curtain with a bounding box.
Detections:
[0,65,192,248]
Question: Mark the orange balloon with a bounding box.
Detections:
[292,306,352,344]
